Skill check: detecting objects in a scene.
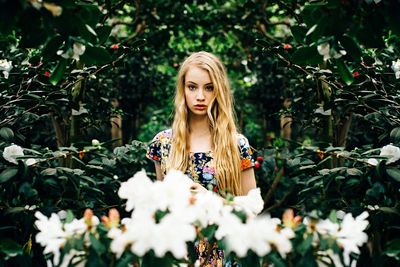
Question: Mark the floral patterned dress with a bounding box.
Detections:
[146,129,254,267]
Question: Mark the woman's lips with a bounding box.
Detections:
[194,105,206,110]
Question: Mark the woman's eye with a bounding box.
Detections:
[205,86,214,92]
[188,85,196,91]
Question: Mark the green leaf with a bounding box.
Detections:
[0,239,23,258]
[80,46,111,65]
[0,168,18,183]
[335,59,354,85]
[50,58,68,85]
[390,127,400,144]
[96,26,111,44]
[339,35,362,62]
[116,252,137,267]
[42,34,64,61]
[238,251,261,267]
[297,234,313,256]
[130,38,147,49]
[291,46,323,65]
[385,239,400,259]
[386,168,400,182]
[345,178,360,187]
[291,26,307,44]
[89,233,106,255]
[268,252,287,267]
[346,168,363,176]
[41,168,57,176]
[5,207,25,214]
[255,39,271,48]
[0,127,14,141]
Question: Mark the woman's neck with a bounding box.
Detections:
[188,115,210,135]
[188,115,212,152]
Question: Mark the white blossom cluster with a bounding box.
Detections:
[112,170,284,259]
[34,211,99,266]
[306,211,369,267]
[33,170,370,266]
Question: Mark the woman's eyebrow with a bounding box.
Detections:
[186,81,213,85]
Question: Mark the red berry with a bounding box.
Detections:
[111,44,119,49]
[283,44,292,50]
[256,156,263,163]
[352,71,360,77]
[44,71,51,77]
[254,161,261,169]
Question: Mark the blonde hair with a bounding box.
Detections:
[168,51,243,195]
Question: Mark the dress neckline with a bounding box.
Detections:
[189,151,212,155]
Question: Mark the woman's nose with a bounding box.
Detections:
[196,89,205,100]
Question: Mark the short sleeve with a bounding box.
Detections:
[146,133,162,163]
[238,134,254,171]
[146,129,172,164]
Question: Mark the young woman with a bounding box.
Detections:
[146,51,256,265]
[146,51,256,196]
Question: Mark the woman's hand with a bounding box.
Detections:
[190,182,208,193]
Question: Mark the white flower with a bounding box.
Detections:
[150,213,196,259]
[367,158,379,166]
[336,212,369,265]
[108,228,130,258]
[57,42,86,61]
[71,103,88,116]
[186,190,224,226]
[380,144,400,164]
[118,170,158,213]
[64,218,87,236]
[34,212,67,265]
[317,43,331,61]
[392,59,400,79]
[110,212,196,259]
[155,169,193,213]
[25,158,37,166]
[317,249,343,267]
[233,188,264,217]
[0,59,12,79]
[3,144,24,164]
[316,218,339,236]
[91,139,100,146]
[59,249,86,267]
[72,43,86,61]
[216,211,293,258]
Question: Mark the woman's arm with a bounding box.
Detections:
[154,162,163,181]
[241,168,256,195]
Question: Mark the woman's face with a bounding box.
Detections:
[184,65,214,117]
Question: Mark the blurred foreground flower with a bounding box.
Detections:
[34,170,370,266]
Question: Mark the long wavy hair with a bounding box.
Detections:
[168,51,243,195]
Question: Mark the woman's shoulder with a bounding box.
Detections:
[150,128,173,144]
[236,133,250,148]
